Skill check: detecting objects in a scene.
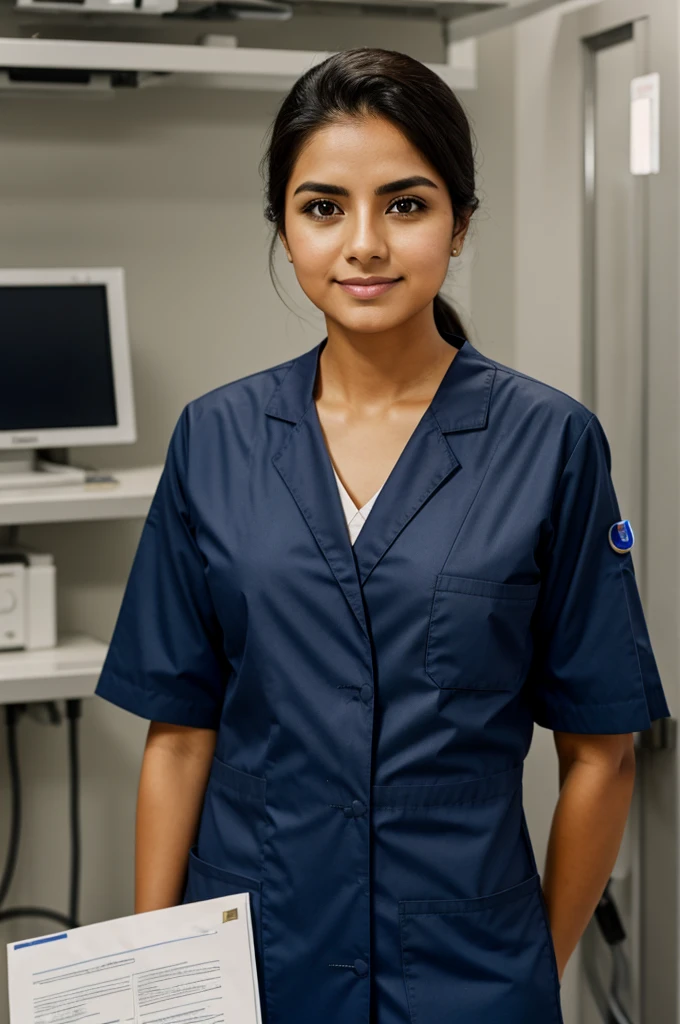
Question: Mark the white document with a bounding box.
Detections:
[7,892,262,1024]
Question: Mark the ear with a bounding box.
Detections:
[451,211,472,253]
[278,230,293,263]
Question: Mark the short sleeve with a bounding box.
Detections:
[527,413,671,734]
[94,404,231,729]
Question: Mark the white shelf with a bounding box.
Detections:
[0,465,162,526]
[0,633,107,704]
[0,38,477,91]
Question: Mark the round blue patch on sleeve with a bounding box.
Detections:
[609,520,634,553]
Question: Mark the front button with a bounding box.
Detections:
[351,799,367,817]
[354,958,368,977]
[360,684,373,703]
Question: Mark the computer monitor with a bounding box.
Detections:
[0,267,136,449]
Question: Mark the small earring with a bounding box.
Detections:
[452,248,458,256]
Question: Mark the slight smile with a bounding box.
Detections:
[336,276,402,299]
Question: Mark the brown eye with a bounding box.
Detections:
[304,199,340,219]
[388,197,426,216]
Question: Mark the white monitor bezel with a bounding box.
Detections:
[0,267,137,450]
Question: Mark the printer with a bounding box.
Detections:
[0,546,57,651]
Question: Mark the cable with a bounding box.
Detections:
[0,704,23,908]
[582,920,614,1021]
[584,880,635,1023]
[0,699,83,932]
[66,699,82,927]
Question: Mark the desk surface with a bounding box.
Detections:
[0,633,107,704]
[0,466,163,526]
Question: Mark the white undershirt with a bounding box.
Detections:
[332,465,384,546]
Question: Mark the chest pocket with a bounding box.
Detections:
[425,574,541,691]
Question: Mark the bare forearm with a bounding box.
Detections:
[135,722,217,914]
[541,752,636,980]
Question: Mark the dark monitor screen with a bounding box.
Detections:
[0,284,118,432]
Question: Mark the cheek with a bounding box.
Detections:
[393,223,453,276]
[288,222,337,275]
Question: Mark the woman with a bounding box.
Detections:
[95,47,671,1024]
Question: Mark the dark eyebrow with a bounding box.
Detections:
[292,175,439,198]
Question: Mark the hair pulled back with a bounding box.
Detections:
[260,46,480,339]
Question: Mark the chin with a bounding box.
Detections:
[326,307,410,335]
[334,321,402,337]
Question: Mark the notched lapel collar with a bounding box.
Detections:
[266,339,369,639]
[265,336,497,623]
[271,402,370,640]
[351,339,496,583]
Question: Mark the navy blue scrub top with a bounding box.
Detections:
[95,331,671,1024]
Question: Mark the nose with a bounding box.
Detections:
[342,205,389,264]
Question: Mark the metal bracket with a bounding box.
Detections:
[443,24,477,88]
[636,717,677,753]
[449,0,601,41]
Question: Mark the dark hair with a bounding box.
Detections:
[260,46,480,339]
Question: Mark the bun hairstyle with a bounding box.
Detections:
[260,46,480,339]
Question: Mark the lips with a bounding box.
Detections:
[336,278,402,299]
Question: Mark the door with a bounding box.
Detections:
[582,21,647,596]
[574,6,676,1024]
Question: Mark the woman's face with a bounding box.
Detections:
[279,114,468,335]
